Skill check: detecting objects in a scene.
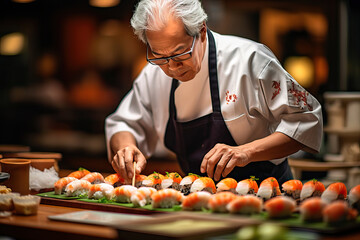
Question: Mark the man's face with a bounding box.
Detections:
[145,17,206,82]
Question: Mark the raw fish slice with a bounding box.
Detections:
[190,177,216,194]
[282,179,303,200]
[227,195,263,214]
[300,179,325,201]
[80,172,105,184]
[216,178,237,193]
[236,176,259,195]
[67,168,90,179]
[264,196,296,218]
[256,177,281,200]
[182,191,212,211]
[321,182,347,204]
[104,173,125,187]
[151,189,183,208]
[323,200,358,225]
[208,192,237,213]
[299,197,327,222]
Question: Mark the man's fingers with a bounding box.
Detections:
[124,148,135,179]
[201,147,216,173]
[222,158,237,178]
[135,153,146,174]
[213,153,231,181]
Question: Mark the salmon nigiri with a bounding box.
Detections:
[208,192,237,213]
[348,184,360,211]
[300,179,325,201]
[131,187,157,207]
[54,177,77,195]
[190,177,216,194]
[299,197,327,222]
[227,195,263,214]
[151,189,183,208]
[236,176,259,196]
[88,183,114,200]
[142,172,164,190]
[282,179,303,200]
[264,196,296,218]
[216,178,237,193]
[67,168,90,179]
[321,182,347,204]
[104,173,125,187]
[256,177,281,200]
[161,172,183,191]
[180,173,200,195]
[182,191,212,211]
[323,200,358,225]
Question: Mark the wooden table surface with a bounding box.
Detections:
[0,204,118,240]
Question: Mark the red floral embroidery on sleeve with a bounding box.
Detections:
[226,90,238,104]
[288,81,313,111]
[271,81,281,100]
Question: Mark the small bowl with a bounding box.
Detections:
[12,195,41,215]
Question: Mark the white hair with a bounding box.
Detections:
[131,0,208,43]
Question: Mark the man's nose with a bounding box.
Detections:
[168,59,182,70]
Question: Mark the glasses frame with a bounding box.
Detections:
[146,36,196,65]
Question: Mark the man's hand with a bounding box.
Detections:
[109,131,147,183]
[200,143,250,181]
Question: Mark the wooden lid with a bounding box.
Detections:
[2,152,62,159]
[0,145,30,153]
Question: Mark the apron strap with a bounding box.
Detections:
[207,29,221,113]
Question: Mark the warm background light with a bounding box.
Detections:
[89,0,120,8]
[284,56,314,88]
[0,32,25,55]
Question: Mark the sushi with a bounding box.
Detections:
[282,179,303,200]
[104,173,125,187]
[182,191,212,211]
[67,168,90,179]
[235,176,259,196]
[299,197,327,222]
[134,175,147,188]
[190,177,216,194]
[88,183,114,200]
[161,172,183,191]
[323,200,358,225]
[264,196,296,218]
[227,195,263,214]
[111,185,137,203]
[208,192,237,213]
[131,187,157,207]
[80,172,105,184]
[179,173,199,195]
[151,189,183,208]
[300,179,325,201]
[348,184,360,211]
[216,178,237,193]
[321,182,347,204]
[65,179,92,197]
[54,177,77,195]
[256,177,281,200]
[142,172,164,190]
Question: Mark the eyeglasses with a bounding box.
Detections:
[146,36,196,65]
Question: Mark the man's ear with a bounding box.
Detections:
[200,22,207,42]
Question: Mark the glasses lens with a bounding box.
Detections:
[172,53,192,62]
[148,59,169,65]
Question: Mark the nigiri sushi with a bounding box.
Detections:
[321,182,347,204]
[348,184,360,211]
[208,192,237,213]
[236,176,259,196]
[151,189,183,208]
[300,179,325,201]
[135,174,147,188]
[256,177,281,200]
[80,172,105,184]
[131,187,157,207]
[65,179,92,197]
[179,173,199,195]
[111,185,137,203]
[299,197,327,222]
[67,168,90,179]
[216,178,237,193]
[181,191,212,211]
[104,173,125,187]
[323,200,358,225]
[54,177,77,195]
[142,172,164,190]
[190,177,216,194]
[161,172,183,191]
[282,179,303,200]
[227,195,263,214]
[88,183,114,200]
[264,196,296,218]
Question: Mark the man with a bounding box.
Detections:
[105,0,323,185]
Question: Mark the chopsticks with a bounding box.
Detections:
[132,161,136,187]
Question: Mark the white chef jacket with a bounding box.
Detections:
[105,31,323,165]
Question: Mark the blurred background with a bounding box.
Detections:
[0,0,359,175]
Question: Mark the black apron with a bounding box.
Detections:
[164,29,293,185]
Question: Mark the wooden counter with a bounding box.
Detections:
[0,204,118,240]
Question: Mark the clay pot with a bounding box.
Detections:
[30,159,56,171]
[0,158,31,195]
[2,152,61,172]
